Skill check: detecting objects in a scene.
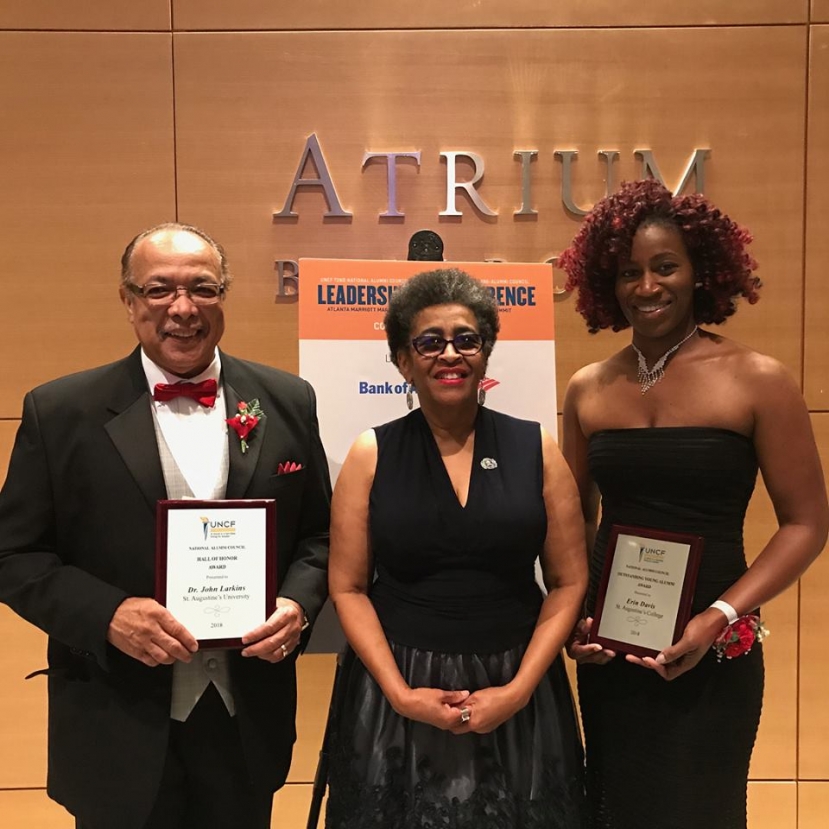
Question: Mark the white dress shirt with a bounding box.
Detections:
[142,349,227,500]
[141,348,236,721]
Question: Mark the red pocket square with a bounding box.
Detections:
[277,461,303,475]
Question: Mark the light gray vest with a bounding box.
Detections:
[153,414,235,721]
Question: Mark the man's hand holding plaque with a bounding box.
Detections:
[240,597,305,662]
[107,596,198,667]
[156,499,277,648]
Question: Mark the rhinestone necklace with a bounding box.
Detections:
[631,326,698,394]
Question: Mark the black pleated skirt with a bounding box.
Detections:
[326,639,584,829]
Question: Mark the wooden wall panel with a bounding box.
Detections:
[0,608,48,788]
[271,785,317,828]
[0,422,17,486]
[804,25,829,409]
[0,1,169,30]
[746,482,799,779]
[0,790,73,829]
[288,653,336,783]
[813,2,829,23]
[173,0,806,31]
[173,27,806,400]
[746,782,797,829]
[799,782,829,829]
[799,414,829,779]
[0,33,176,417]
[1,427,42,787]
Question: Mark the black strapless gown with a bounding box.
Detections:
[579,428,764,829]
[326,408,584,829]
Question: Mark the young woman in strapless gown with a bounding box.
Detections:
[558,179,828,829]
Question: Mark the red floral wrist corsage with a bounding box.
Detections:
[712,615,769,662]
[226,399,263,454]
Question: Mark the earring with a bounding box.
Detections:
[406,385,414,410]
[477,384,486,406]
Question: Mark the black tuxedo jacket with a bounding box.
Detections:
[0,348,331,828]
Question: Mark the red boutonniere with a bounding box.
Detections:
[226,399,263,454]
[712,615,769,662]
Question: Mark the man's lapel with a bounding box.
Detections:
[222,356,267,499]
[103,350,271,505]
[104,349,167,513]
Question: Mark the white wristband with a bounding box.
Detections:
[710,600,739,625]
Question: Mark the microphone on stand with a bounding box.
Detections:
[407,230,444,261]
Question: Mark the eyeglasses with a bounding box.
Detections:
[126,282,226,306]
[411,333,485,357]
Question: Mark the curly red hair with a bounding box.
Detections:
[557,179,760,333]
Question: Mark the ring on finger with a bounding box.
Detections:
[459,707,471,724]
[280,643,288,659]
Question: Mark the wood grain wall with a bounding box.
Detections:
[0,2,825,827]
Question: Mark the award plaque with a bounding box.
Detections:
[589,524,703,658]
[155,500,276,648]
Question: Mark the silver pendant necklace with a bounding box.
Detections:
[631,326,698,394]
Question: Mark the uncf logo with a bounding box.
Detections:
[200,516,237,539]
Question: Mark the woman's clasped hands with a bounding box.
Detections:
[392,683,527,735]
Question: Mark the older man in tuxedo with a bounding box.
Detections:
[0,224,331,829]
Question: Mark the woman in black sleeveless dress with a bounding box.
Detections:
[558,180,828,829]
[326,268,587,828]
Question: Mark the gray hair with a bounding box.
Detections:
[120,222,232,288]
[384,268,499,366]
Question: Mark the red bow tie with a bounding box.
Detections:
[153,379,218,408]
